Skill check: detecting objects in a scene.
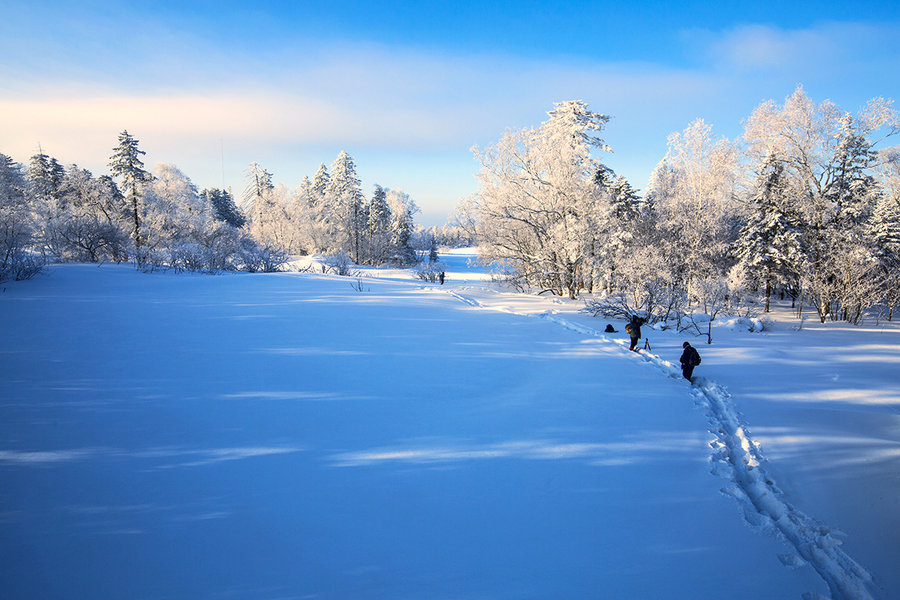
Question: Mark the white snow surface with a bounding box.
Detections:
[1,249,898,600]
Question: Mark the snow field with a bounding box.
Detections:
[0,253,896,599]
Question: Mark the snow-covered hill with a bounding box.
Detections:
[1,251,897,599]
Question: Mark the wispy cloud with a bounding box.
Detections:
[2,19,897,220]
[694,22,900,75]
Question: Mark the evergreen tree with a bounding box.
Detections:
[27,148,65,205]
[298,176,314,209]
[204,188,246,228]
[428,235,439,263]
[367,184,392,265]
[241,162,274,217]
[108,130,152,251]
[312,163,329,206]
[387,189,418,266]
[734,155,804,311]
[326,151,364,263]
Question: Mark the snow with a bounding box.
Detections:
[1,250,898,600]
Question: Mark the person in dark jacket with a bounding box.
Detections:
[680,342,701,381]
[625,315,644,351]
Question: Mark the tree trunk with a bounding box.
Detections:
[131,187,141,251]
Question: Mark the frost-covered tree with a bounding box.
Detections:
[0,153,41,280]
[312,163,329,205]
[203,188,245,228]
[743,87,899,321]
[47,165,130,262]
[109,130,153,252]
[733,155,804,311]
[142,163,212,251]
[27,148,65,207]
[241,163,293,250]
[648,118,741,298]
[589,166,644,293]
[325,151,365,262]
[241,162,274,218]
[472,100,612,298]
[386,188,418,265]
[366,184,393,265]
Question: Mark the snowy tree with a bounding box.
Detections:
[311,163,329,205]
[325,151,365,263]
[589,166,644,293]
[203,188,245,228]
[386,188,418,266]
[27,148,65,206]
[733,155,804,311]
[743,87,899,321]
[366,184,393,265]
[471,100,612,298]
[0,153,41,280]
[648,118,741,300]
[241,163,294,251]
[46,165,130,262]
[241,162,274,218]
[108,130,153,253]
[124,163,220,263]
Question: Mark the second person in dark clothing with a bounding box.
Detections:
[680,342,701,381]
[625,315,644,351]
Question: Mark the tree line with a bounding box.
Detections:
[460,88,900,331]
[0,133,428,281]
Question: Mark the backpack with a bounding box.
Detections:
[625,323,633,335]
[692,349,701,366]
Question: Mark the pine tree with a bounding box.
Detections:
[298,176,314,209]
[734,155,804,311]
[387,189,418,266]
[241,162,274,217]
[27,148,65,205]
[428,235,439,263]
[367,184,392,265]
[108,130,152,251]
[203,188,245,228]
[312,163,329,207]
[326,151,364,263]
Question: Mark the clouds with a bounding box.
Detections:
[1,11,898,224]
[699,21,899,74]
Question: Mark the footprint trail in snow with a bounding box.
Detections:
[446,290,876,600]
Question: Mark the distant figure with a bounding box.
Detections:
[680,342,701,381]
[625,315,644,351]
[604,324,616,333]
[439,271,445,285]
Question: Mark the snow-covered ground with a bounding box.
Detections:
[1,249,897,599]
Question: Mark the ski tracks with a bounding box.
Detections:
[445,289,876,600]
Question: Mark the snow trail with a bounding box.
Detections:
[445,288,876,600]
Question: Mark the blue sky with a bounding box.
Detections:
[2,1,899,225]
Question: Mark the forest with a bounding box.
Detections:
[460,87,900,331]
[0,136,442,281]
[2,86,899,332]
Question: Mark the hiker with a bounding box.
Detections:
[680,342,701,381]
[625,315,644,351]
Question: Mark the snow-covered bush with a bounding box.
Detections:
[45,213,129,263]
[415,260,446,283]
[170,243,218,274]
[235,238,289,273]
[322,250,354,276]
